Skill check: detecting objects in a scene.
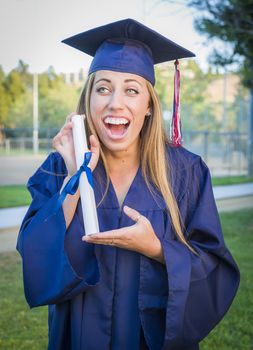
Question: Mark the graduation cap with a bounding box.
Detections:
[62,18,195,146]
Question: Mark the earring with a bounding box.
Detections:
[145,112,151,117]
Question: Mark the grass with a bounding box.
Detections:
[0,209,252,349]
[0,176,253,209]
[0,149,47,156]
[0,185,31,208]
[200,209,253,349]
[0,252,48,349]
[212,175,253,186]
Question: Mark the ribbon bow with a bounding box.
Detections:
[56,152,94,210]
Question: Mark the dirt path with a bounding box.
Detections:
[0,154,47,185]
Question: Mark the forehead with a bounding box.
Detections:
[94,70,148,85]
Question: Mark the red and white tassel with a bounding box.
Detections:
[170,59,182,147]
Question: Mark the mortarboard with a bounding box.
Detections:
[62,18,195,146]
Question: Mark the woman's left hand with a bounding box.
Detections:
[82,205,164,263]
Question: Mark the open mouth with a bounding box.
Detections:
[103,117,130,137]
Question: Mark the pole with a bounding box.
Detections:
[33,73,39,154]
[247,89,253,177]
[222,69,227,131]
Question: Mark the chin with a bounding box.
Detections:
[101,136,139,154]
[102,141,130,153]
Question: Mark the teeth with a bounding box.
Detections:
[104,117,129,125]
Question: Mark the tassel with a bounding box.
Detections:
[170,59,182,147]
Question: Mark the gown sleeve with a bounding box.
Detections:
[161,156,240,349]
[16,152,100,308]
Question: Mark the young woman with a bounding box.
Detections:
[17,19,240,350]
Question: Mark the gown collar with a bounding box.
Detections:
[93,160,167,211]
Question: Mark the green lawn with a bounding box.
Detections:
[0,185,31,208]
[0,209,252,349]
[0,175,253,208]
[0,149,47,156]
[0,253,48,349]
[200,209,253,349]
[212,175,253,186]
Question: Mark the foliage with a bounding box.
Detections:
[188,0,253,89]
[183,0,253,176]
[0,72,11,126]
[7,90,33,128]
[0,62,80,130]
[155,60,220,130]
[39,73,80,128]
[0,58,246,133]
[0,60,31,127]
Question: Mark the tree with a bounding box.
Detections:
[0,66,11,128]
[38,71,79,129]
[188,0,253,176]
[155,61,219,132]
[39,78,79,129]
[16,60,31,86]
[163,0,253,175]
[188,0,253,88]
[5,69,26,103]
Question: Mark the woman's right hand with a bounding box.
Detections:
[53,113,100,176]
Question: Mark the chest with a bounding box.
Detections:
[110,169,139,208]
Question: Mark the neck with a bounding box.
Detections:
[103,142,140,175]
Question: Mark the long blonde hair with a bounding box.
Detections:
[77,73,193,252]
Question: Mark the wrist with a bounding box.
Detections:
[60,175,71,194]
[150,239,165,264]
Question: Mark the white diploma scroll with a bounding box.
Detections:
[72,115,99,235]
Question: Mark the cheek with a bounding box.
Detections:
[90,96,103,126]
[133,105,149,129]
[90,95,98,116]
[135,116,147,133]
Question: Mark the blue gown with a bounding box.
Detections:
[17,145,240,350]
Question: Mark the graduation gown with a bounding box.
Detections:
[17,145,240,350]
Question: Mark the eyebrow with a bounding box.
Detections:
[94,78,143,87]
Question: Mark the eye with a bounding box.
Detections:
[126,88,139,95]
[96,86,110,94]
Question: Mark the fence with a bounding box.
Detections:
[183,131,248,176]
[0,129,249,177]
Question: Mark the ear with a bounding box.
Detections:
[145,109,151,117]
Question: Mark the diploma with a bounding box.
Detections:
[72,115,99,235]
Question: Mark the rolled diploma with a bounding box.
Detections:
[72,115,99,235]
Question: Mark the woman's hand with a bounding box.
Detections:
[53,113,100,176]
[82,205,165,264]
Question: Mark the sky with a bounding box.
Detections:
[0,0,213,74]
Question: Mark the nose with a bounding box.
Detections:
[107,90,124,111]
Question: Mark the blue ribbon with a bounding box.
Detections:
[56,152,94,210]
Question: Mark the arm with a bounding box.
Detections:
[17,152,100,308]
[60,175,80,229]
[17,114,100,308]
